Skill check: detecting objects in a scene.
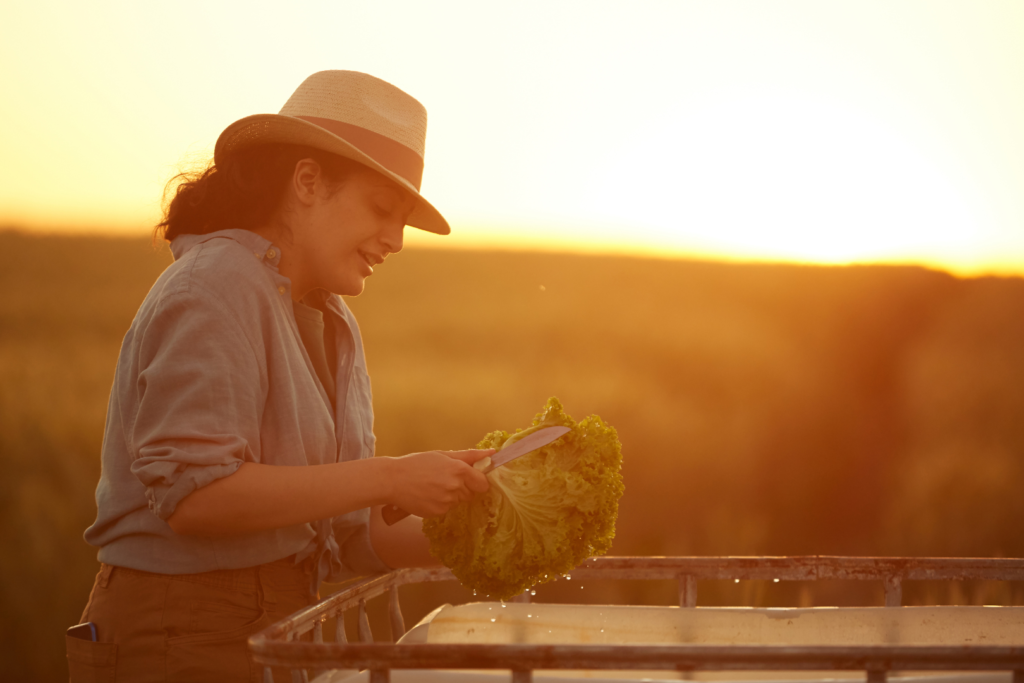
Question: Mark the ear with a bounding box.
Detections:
[290,158,323,207]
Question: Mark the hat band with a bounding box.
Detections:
[296,116,424,190]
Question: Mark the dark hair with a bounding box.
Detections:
[156,144,363,241]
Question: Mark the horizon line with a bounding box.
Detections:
[3,222,1021,281]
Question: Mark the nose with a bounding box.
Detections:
[381,221,404,256]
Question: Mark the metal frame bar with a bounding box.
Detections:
[250,556,1024,682]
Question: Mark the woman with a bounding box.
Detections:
[69,70,491,682]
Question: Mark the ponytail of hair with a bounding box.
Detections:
[156,144,362,242]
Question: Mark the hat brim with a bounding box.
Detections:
[214,114,450,236]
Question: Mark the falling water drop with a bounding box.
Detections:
[530,590,536,596]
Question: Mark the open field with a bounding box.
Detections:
[3,230,1024,681]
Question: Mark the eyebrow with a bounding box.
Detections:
[371,184,415,208]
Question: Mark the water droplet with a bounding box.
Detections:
[566,575,572,580]
[490,618,496,622]
[600,629,604,633]
[527,614,532,618]
[501,604,506,608]
[734,579,740,583]
[773,578,780,583]
[530,590,536,596]
[472,590,477,595]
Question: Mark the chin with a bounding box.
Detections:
[333,277,366,297]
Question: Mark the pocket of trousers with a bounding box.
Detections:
[165,604,272,683]
[66,635,117,683]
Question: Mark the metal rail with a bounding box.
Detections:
[249,556,1024,683]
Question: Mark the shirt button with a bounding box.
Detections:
[278,286,286,295]
[266,248,277,260]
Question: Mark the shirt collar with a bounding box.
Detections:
[169,229,278,267]
[302,287,352,321]
[168,229,350,318]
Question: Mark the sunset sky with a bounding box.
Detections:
[1,1,1022,275]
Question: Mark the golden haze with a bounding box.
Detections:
[2,1,1023,275]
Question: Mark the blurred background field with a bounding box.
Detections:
[3,229,1024,680]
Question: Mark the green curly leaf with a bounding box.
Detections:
[422,397,624,600]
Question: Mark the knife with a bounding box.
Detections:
[381,425,571,526]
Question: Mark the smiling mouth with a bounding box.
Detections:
[359,251,383,272]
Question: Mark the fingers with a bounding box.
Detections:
[447,464,489,500]
[427,483,475,515]
[444,452,491,495]
[463,467,490,494]
[439,450,494,496]
[425,460,489,512]
[391,450,492,517]
[446,449,496,465]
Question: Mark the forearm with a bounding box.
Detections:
[167,458,394,536]
[368,505,441,569]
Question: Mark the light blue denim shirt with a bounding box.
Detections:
[85,229,390,591]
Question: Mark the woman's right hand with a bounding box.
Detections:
[386,449,493,517]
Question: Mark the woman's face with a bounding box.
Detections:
[293,164,415,297]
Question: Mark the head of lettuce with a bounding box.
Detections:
[423,397,624,600]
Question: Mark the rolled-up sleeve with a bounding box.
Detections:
[128,289,264,520]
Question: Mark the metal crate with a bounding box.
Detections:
[248,556,1024,683]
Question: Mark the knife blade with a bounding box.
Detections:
[381,425,571,526]
[479,425,571,473]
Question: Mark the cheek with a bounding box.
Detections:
[320,230,354,257]
[323,235,363,277]
[307,237,344,279]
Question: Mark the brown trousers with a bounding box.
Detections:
[67,557,315,683]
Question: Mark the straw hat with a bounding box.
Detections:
[215,70,449,235]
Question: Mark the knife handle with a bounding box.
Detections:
[382,505,411,526]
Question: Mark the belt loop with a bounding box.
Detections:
[99,563,114,588]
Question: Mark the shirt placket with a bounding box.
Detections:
[325,304,356,464]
